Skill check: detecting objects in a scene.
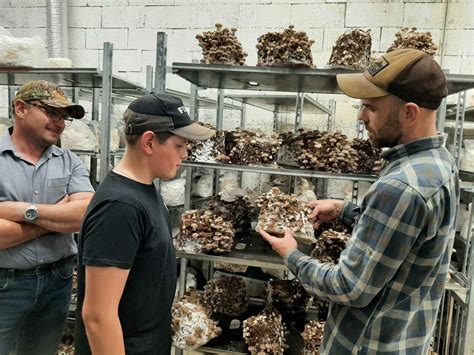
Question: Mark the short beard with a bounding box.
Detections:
[369,98,404,148]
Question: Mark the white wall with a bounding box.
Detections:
[0,0,473,131]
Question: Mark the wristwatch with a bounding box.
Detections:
[24,204,38,223]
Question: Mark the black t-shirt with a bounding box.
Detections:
[75,171,177,355]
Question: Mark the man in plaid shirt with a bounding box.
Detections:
[260,48,458,354]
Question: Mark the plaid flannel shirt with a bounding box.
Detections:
[286,134,458,354]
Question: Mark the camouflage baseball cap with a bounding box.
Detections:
[14,80,85,119]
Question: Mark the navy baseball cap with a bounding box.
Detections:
[124,93,215,140]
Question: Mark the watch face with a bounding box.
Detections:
[25,207,38,221]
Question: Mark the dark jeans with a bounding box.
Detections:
[0,257,74,355]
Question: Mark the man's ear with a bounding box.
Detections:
[402,102,420,127]
[140,131,156,155]
[13,100,28,119]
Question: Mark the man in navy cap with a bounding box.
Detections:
[75,93,214,355]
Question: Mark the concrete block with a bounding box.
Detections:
[68,6,102,28]
[102,6,145,28]
[290,4,345,28]
[447,3,474,29]
[7,0,43,6]
[68,28,86,49]
[444,30,474,56]
[69,49,100,68]
[141,50,156,70]
[0,7,46,27]
[130,0,174,4]
[189,4,241,29]
[86,28,128,49]
[240,4,290,28]
[271,0,324,3]
[145,5,192,29]
[73,0,128,5]
[0,8,26,27]
[379,27,399,53]
[304,29,324,52]
[403,3,445,29]
[111,49,142,72]
[442,55,474,75]
[128,28,161,51]
[0,0,10,7]
[346,3,403,27]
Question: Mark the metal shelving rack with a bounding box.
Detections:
[171,62,474,355]
[170,63,372,355]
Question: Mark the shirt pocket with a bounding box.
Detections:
[47,177,68,203]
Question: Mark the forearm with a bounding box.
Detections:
[0,195,92,233]
[285,249,368,306]
[84,313,125,355]
[0,219,49,249]
[34,199,90,233]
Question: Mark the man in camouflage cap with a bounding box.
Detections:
[14,80,85,119]
[0,80,94,355]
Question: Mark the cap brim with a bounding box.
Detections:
[171,123,215,140]
[42,99,85,119]
[337,73,389,99]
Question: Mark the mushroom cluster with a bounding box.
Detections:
[314,218,352,238]
[187,124,225,163]
[311,229,350,264]
[57,344,75,355]
[256,25,315,68]
[202,276,249,317]
[328,29,372,69]
[352,138,383,174]
[296,131,359,173]
[387,27,438,55]
[172,297,222,350]
[256,187,315,244]
[301,321,325,355]
[243,309,288,354]
[177,209,234,254]
[207,195,254,232]
[196,23,248,65]
[266,279,312,316]
[218,129,282,165]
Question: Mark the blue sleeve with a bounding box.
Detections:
[285,179,428,307]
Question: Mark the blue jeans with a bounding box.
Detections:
[0,257,74,355]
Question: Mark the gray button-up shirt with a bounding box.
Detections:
[0,128,94,269]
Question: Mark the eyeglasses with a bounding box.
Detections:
[27,102,73,126]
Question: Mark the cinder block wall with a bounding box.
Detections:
[0,0,473,134]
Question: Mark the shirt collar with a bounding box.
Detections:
[0,127,65,158]
[381,133,445,163]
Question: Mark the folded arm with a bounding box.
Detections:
[0,219,49,249]
[0,192,93,233]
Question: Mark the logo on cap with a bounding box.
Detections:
[367,56,389,77]
[177,106,188,114]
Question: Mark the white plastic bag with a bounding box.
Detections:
[61,119,98,151]
[0,30,47,67]
[192,175,213,197]
[160,179,186,207]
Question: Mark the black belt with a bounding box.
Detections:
[0,255,75,277]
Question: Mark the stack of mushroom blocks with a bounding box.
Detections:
[196,23,248,65]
